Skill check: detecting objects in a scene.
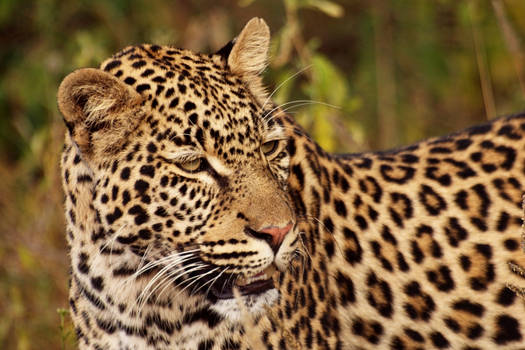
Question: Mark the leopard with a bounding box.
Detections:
[57,17,525,350]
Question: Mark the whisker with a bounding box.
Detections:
[182,266,222,297]
[261,65,313,110]
[263,99,340,125]
[136,252,199,307]
[222,269,237,295]
[193,267,228,297]
[137,261,202,312]
[92,224,127,268]
[172,268,212,295]
[155,263,206,301]
[116,251,198,292]
[262,100,319,124]
[297,231,313,262]
[296,215,348,259]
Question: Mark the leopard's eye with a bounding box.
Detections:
[261,140,279,157]
[178,158,203,172]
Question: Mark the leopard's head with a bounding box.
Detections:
[58,18,299,321]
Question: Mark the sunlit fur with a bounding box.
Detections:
[58,17,525,350]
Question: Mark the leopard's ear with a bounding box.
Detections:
[57,68,144,158]
[228,17,270,77]
[223,17,270,104]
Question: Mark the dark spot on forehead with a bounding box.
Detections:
[184,102,196,112]
[141,69,154,77]
[104,59,121,71]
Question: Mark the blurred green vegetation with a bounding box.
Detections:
[0,0,524,348]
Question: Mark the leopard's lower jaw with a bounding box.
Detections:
[210,288,279,322]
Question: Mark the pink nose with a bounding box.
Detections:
[259,222,293,249]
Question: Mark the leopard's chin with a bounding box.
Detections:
[209,288,279,322]
[204,264,279,322]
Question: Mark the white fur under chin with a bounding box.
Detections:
[210,288,279,322]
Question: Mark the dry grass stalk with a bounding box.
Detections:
[372,0,398,149]
[469,1,497,120]
[491,0,525,98]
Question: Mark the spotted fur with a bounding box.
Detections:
[58,18,525,350]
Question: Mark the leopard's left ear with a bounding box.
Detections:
[218,17,270,104]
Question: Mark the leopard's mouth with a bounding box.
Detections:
[208,264,277,300]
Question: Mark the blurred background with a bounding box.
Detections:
[1,0,525,348]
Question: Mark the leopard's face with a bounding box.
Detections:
[59,42,299,321]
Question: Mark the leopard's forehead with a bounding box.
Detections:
[99,44,277,162]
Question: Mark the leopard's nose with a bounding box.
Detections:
[246,222,293,252]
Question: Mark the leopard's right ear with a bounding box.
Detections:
[57,68,144,158]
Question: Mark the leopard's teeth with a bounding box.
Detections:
[235,265,277,287]
[235,276,247,286]
[235,274,267,286]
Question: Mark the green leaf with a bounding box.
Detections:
[304,0,344,18]
[308,53,348,105]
